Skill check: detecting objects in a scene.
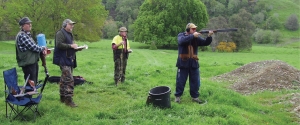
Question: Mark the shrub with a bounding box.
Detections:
[266,14,281,30]
[252,28,281,44]
[149,41,157,50]
[216,41,236,52]
[285,14,299,31]
[270,30,281,44]
[253,12,265,24]
[199,46,208,51]
[252,28,264,44]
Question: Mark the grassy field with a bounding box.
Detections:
[0,40,299,125]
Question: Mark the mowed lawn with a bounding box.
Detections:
[0,40,299,125]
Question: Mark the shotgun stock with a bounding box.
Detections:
[40,50,49,75]
[199,28,238,33]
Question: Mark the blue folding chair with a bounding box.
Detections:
[3,67,49,121]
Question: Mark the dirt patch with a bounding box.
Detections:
[212,60,300,118]
[280,93,300,118]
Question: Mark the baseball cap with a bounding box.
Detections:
[19,17,32,26]
[186,23,197,29]
[119,27,128,32]
[63,19,76,24]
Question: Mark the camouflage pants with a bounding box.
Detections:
[59,66,74,97]
[114,56,127,83]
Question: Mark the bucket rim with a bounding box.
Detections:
[149,86,171,95]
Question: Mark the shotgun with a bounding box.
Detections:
[40,50,49,75]
[199,28,238,33]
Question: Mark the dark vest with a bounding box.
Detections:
[53,29,77,68]
[15,31,39,67]
[176,33,200,69]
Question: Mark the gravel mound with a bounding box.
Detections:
[212,60,300,118]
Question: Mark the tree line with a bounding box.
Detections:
[0,0,108,42]
[0,0,298,51]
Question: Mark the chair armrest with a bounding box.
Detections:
[13,94,27,97]
[13,91,39,97]
[26,91,39,95]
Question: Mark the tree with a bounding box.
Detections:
[253,12,265,24]
[206,16,231,52]
[265,14,281,30]
[134,0,209,47]
[102,19,118,39]
[227,0,248,15]
[285,14,299,31]
[229,9,255,51]
[2,0,108,42]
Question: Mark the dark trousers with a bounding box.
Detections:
[21,62,39,86]
[175,68,200,98]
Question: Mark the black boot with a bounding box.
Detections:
[60,96,65,103]
[65,96,78,107]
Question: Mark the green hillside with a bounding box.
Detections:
[261,0,300,40]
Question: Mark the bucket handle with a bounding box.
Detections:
[146,95,151,105]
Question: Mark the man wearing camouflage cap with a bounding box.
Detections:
[15,17,47,88]
[111,27,132,86]
[53,19,82,107]
[174,23,214,104]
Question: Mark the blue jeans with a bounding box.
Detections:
[175,68,200,98]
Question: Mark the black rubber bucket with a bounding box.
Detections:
[146,86,171,109]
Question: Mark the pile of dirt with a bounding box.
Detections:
[212,60,300,118]
[213,60,300,94]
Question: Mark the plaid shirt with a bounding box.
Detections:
[17,29,44,52]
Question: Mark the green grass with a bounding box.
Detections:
[0,40,299,125]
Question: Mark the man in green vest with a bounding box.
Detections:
[15,17,47,88]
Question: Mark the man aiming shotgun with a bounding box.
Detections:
[174,24,238,104]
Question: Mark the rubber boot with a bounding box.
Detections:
[65,96,78,107]
[60,96,65,103]
[115,79,121,86]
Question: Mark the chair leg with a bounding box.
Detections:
[12,106,29,121]
[5,101,8,118]
[6,103,31,121]
[35,105,42,117]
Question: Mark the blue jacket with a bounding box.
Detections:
[176,32,212,68]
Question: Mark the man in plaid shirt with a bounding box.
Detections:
[15,17,47,87]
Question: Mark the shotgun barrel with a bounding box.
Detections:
[199,28,238,33]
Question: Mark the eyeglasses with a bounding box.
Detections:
[191,28,197,30]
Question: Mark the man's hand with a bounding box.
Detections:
[118,41,125,47]
[70,44,78,49]
[208,31,214,37]
[193,32,200,38]
[42,47,48,55]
